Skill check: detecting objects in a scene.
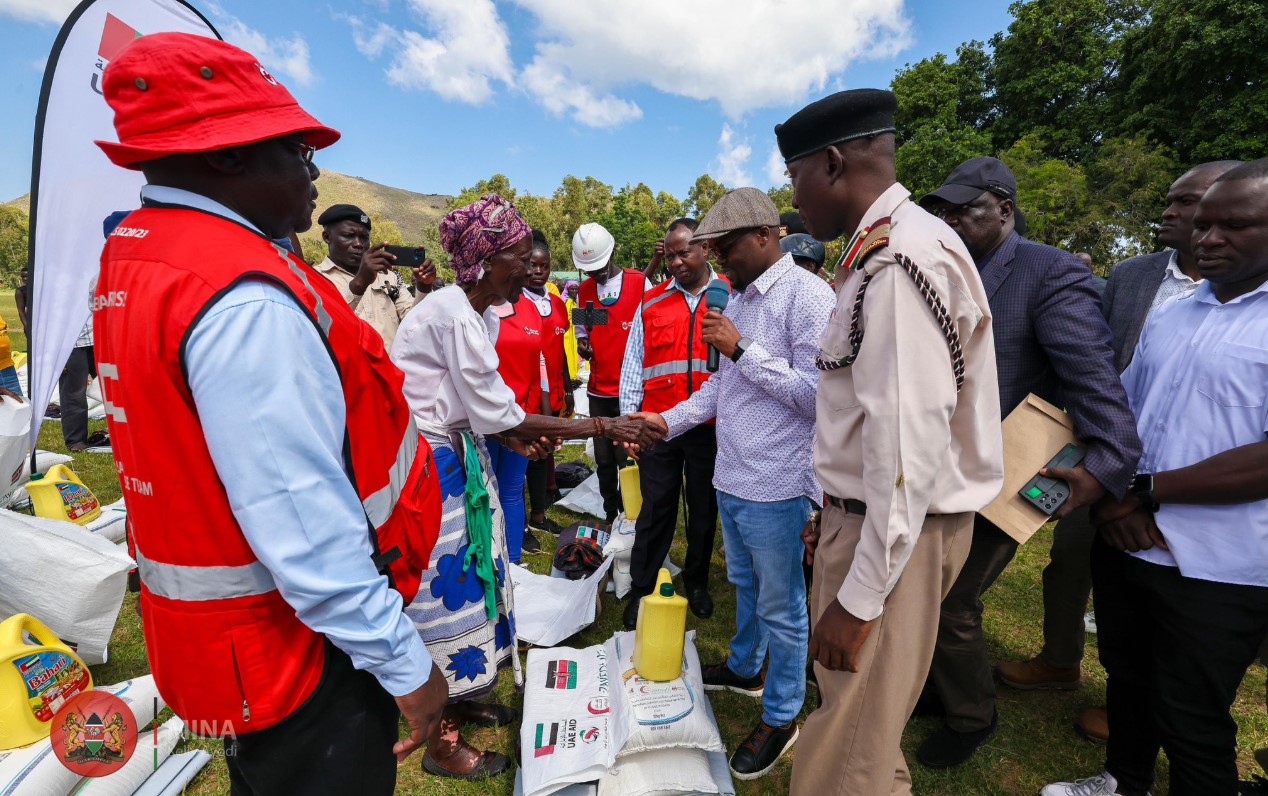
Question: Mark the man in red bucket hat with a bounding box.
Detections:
[91,33,447,794]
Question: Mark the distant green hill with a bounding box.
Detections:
[3,170,452,242]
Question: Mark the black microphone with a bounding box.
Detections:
[704,278,730,372]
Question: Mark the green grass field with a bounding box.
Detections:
[6,290,1265,795]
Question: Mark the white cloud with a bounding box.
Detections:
[350,0,513,104]
[713,124,753,186]
[0,0,76,24]
[511,0,909,125]
[203,3,314,87]
[521,50,642,128]
[765,145,788,187]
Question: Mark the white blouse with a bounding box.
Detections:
[390,285,526,447]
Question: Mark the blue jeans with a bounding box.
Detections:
[0,367,21,398]
[717,490,812,727]
[485,438,529,563]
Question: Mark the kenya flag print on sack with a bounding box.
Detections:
[546,659,577,689]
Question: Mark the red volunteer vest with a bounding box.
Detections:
[578,269,645,397]
[535,291,570,414]
[638,278,725,415]
[94,207,441,733]
[496,296,545,414]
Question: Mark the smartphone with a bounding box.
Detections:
[384,244,426,268]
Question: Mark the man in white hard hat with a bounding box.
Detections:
[573,222,652,521]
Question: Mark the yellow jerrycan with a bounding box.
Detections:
[27,464,102,526]
[619,462,642,521]
[0,613,94,750]
[633,568,688,681]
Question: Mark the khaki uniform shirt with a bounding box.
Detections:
[315,258,420,351]
[814,182,1003,621]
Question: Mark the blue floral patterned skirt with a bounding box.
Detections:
[404,436,521,702]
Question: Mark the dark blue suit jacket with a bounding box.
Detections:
[980,232,1142,497]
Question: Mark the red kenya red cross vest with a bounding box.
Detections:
[539,292,570,413]
[638,278,727,415]
[495,295,545,414]
[93,206,441,733]
[578,269,645,397]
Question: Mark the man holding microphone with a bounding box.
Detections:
[635,188,835,780]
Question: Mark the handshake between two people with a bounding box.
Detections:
[496,412,669,461]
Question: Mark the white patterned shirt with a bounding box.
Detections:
[1148,250,1202,315]
[661,255,835,504]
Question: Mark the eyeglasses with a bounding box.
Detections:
[291,141,316,165]
[711,228,756,261]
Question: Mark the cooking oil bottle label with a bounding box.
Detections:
[56,483,100,521]
[15,651,92,721]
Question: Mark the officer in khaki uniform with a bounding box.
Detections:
[314,204,435,350]
[778,89,1004,796]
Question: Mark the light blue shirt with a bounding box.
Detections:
[1123,279,1268,587]
[661,255,836,503]
[148,186,433,697]
[618,275,712,416]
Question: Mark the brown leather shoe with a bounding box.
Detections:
[1074,706,1109,745]
[996,655,1080,690]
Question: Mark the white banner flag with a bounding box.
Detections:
[27,0,219,449]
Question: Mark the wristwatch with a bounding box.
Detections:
[731,336,752,363]
[1129,472,1159,512]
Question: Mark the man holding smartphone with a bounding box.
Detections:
[315,203,436,349]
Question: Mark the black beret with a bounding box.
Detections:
[775,88,898,164]
[317,204,371,229]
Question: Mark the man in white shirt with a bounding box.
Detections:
[1044,159,1268,796]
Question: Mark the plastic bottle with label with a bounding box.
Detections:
[0,613,94,750]
[619,463,642,520]
[27,464,102,526]
[633,568,687,681]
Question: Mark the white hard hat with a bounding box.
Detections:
[572,222,615,272]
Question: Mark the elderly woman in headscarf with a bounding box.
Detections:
[390,195,659,779]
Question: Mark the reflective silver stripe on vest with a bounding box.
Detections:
[362,418,420,528]
[642,359,711,381]
[136,548,276,602]
[641,290,676,310]
[275,244,333,336]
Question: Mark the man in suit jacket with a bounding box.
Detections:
[995,160,1243,743]
[914,157,1143,768]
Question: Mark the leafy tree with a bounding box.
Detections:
[892,42,994,142]
[990,0,1147,161]
[450,174,519,209]
[895,123,995,199]
[552,176,614,240]
[1118,0,1268,163]
[0,206,29,288]
[685,174,727,219]
[654,191,684,227]
[600,187,662,269]
[767,185,794,213]
[1000,133,1095,256]
[1083,133,1175,263]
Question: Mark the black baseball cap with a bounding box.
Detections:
[921,157,1018,208]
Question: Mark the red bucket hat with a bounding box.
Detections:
[95,32,340,169]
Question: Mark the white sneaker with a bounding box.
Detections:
[1040,772,1152,796]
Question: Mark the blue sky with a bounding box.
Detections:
[0,0,1017,204]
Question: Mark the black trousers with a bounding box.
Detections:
[629,423,718,596]
[927,514,1019,732]
[60,346,95,448]
[526,456,550,517]
[225,642,400,796]
[588,394,623,520]
[1093,535,1268,796]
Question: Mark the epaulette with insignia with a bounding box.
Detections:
[836,216,892,274]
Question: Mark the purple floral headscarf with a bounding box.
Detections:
[439,194,531,285]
